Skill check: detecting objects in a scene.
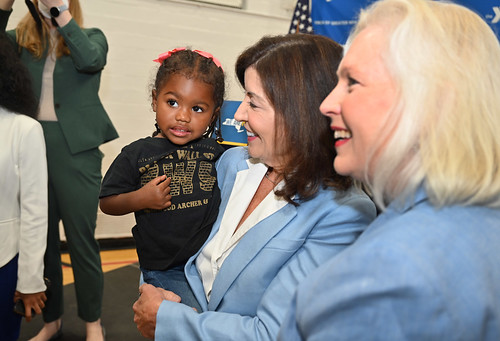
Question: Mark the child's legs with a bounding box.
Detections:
[141,265,202,312]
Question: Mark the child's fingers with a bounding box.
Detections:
[157,179,171,193]
[25,310,32,322]
[149,175,167,186]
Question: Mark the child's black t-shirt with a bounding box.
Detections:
[100,136,224,270]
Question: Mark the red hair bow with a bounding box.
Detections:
[153,48,223,71]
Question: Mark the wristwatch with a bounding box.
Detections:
[50,4,69,18]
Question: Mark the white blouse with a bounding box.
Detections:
[38,31,58,122]
[196,159,287,300]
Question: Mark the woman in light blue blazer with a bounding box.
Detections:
[279,0,500,340]
[133,34,376,340]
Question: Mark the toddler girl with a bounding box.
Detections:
[99,48,225,311]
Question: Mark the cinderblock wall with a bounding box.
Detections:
[7,0,295,238]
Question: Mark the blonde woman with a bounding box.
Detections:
[280,0,500,339]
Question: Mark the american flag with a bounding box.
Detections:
[288,0,314,34]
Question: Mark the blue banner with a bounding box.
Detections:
[310,0,374,44]
[216,101,247,147]
[311,1,500,44]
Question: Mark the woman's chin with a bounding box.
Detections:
[333,159,356,178]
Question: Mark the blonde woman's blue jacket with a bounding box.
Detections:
[279,188,500,341]
[0,9,118,154]
[154,146,377,340]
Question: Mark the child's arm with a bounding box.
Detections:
[100,175,172,215]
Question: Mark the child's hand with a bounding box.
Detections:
[14,290,47,322]
[141,175,172,210]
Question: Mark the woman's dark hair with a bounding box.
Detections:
[152,49,225,139]
[0,33,38,119]
[236,34,352,204]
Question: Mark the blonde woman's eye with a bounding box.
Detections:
[346,76,360,93]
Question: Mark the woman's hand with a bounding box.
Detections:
[13,290,47,322]
[38,0,71,28]
[133,284,181,339]
[38,0,65,7]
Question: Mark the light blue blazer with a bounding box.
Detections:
[154,147,376,340]
[279,187,500,341]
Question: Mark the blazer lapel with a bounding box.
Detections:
[185,156,251,309]
[208,203,297,310]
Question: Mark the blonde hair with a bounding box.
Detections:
[15,0,83,58]
[347,0,500,209]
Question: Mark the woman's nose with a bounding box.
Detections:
[320,87,341,118]
[233,100,247,123]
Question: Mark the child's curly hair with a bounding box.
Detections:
[152,49,225,140]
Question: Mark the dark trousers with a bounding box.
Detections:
[40,121,103,323]
[0,255,22,341]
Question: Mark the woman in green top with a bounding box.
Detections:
[0,0,118,340]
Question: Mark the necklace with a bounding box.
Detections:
[265,168,279,186]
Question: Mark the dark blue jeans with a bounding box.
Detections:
[141,265,202,312]
[0,254,22,341]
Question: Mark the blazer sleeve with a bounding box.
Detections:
[58,19,108,73]
[17,120,48,293]
[279,240,451,341]
[153,189,376,340]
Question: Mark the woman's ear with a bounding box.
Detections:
[212,106,221,124]
[151,89,157,112]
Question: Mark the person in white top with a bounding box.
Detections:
[0,33,48,341]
